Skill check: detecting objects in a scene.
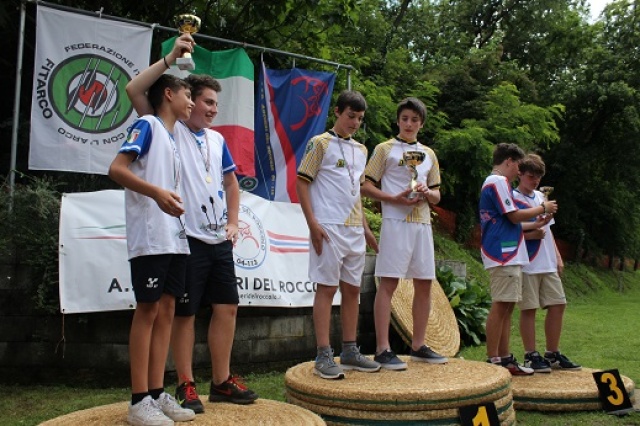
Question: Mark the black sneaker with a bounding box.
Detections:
[175,380,204,413]
[209,375,259,404]
[410,345,448,364]
[544,351,582,371]
[524,351,551,373]
[374,349,407,371]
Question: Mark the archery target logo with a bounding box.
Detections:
[48,54,132,133]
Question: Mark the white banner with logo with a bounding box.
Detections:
[59,191,320,313]
[29,6,152,174]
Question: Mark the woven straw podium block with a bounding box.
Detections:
[286,358,515,425]
[384,278,461,357]
[512,367,635,411]
[39,398,326,425]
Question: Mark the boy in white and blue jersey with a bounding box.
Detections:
[513,154,581,372]
[109,74,196,426]
[479,143,558,376]
[125,35,257,414]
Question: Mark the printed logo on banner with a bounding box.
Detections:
[48,54,133,134]
[235,204,268,269]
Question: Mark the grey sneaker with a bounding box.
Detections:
[314,348,345,379]
[340,346,381,372]
[410,345,448,364]
[374,349,408,371]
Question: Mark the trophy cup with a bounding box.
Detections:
[402,151,426,199]
[174,13,201,71]
[539,186,554,201]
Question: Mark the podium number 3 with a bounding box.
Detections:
[600,372,624,405]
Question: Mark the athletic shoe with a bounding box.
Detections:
[340,346,381,372]
[175,380,204,414]
[314,348,346,379]
[501,354,534,376]
[374,349,408,371]
[544,351,582,371]
[127,395,174,426]
[209,375,259,404]
[410,345,448,364]
[156,392,196,422]
[524,351,552,373]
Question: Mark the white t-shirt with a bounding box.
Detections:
[118,115,190,259]
[297,131,367,226]
[175,122,236,244]
[364,138,440,224]
[512,189,558,274]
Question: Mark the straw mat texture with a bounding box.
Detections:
[286,358,511,412]
[39,398,325,425]
[288,392,515,425]
[511,367,636,411]
[381,278,460,357]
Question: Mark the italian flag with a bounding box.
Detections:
[162,37,255,177]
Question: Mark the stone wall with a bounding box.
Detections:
[0,254,378,381]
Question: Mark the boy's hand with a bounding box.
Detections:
[543,200,558,214]
[364,226,379,253]
[309,222,329,255]
[528,228,545,240]
[167,34,195,64]
[394,188,422,205]
[154,189,185,217]
[225,223,239,243]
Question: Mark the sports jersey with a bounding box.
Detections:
[364,138,440,224]
[117,115,190,259]
[297,131,367,226]
[479,174,528,268]
[175,122,236,245]
[512,189,558,274]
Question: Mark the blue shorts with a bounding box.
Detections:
[175,237,239,316]
[130,254,187,303]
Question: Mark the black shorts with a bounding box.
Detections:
[175,237,239,316]
[130,254,188,303]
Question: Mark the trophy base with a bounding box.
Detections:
[176,57,195,71]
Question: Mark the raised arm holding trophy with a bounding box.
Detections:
[174,13,201,71]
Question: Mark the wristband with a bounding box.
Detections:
[163,56,170,69]
[541,203,546,214]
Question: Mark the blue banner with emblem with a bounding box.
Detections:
[241,62,336,202]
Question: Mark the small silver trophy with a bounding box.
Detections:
[174,14,201,71]
[402,151,426,199]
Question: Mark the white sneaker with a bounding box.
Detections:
[156,392,196,422]
[128,395,174,426]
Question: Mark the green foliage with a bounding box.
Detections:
[436,265,491,348]
[0,175,62,313]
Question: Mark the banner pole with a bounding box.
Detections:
[9,0,27,208]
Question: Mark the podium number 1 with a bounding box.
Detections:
[472,406,490,426]
[459,403,500,426]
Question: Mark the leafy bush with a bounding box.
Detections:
[436,264,491,347]
[0,175,62,313]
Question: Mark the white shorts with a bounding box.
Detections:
[375,219,435,279]
[308,224,365,287]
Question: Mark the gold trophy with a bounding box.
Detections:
[402,151,426,199]
[174,13,201,71]
[539,186,554,201]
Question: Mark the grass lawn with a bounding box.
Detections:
[3,264,640,425]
